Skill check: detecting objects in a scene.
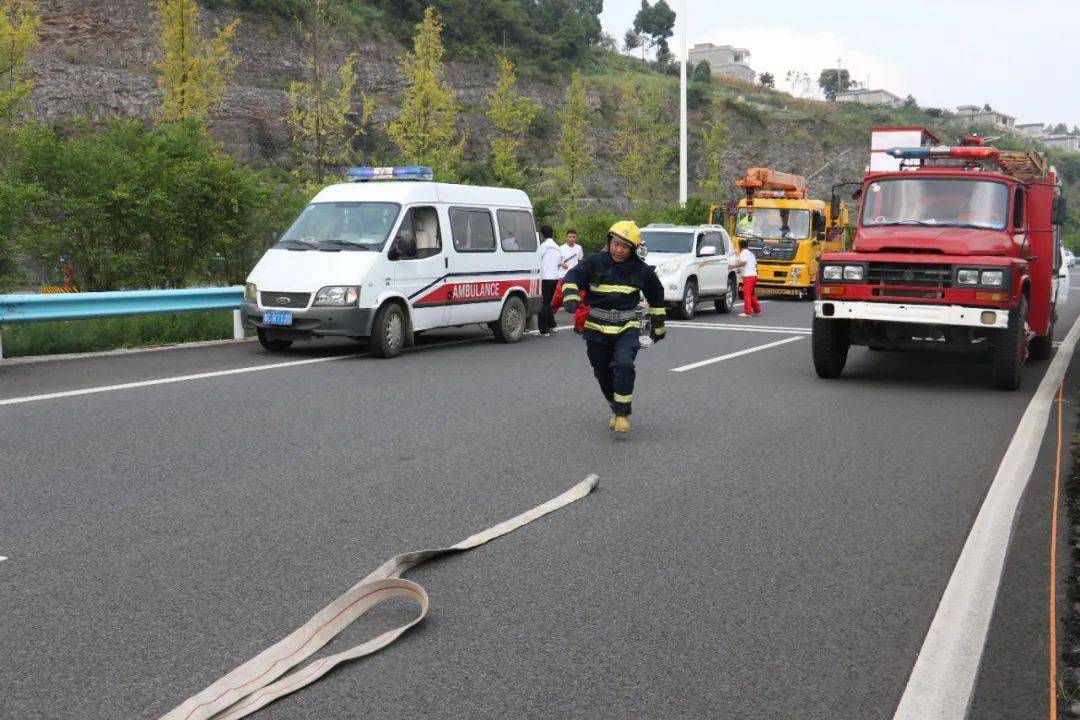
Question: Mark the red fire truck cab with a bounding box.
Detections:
[812,133,1068,390]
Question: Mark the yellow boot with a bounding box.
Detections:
[611,415,630,433]
[609,415,618,430]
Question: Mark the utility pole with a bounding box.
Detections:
[679,0,688,206]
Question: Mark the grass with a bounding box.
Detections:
[1,311,239,359]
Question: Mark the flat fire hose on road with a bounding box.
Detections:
[159,475,599,720]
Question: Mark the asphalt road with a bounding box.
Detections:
[2,278,1079,720]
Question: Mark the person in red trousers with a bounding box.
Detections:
[730,244,761,316]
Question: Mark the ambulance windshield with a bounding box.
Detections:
[278,202,400,250]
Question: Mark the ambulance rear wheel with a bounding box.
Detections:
[370,303,407,359]
[256,328,292,352]
[491,295,526,343]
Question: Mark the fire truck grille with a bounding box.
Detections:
[260,291,312,308]
[867,263,953,289]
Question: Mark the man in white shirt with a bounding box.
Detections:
[557,230,584,278]
[729,245,761,317]
[538,225,562,336]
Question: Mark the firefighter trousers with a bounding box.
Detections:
[585,329,640,416]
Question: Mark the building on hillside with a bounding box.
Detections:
[1015,123,1080,153]
[836,88,903,108]
[688,43,755,83]
[956,105,1017,133]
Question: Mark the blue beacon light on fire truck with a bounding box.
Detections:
[347,165,435,182]
[886,146,1000,160]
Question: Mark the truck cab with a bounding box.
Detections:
[812,134,1067,389]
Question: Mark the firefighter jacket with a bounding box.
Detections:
[562,251,667,338]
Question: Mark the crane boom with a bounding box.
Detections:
[735,167,808,199]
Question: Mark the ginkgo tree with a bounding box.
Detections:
[0,0,40,127]
[487,56,538,188]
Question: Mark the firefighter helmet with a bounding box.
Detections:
[607,220,642,249]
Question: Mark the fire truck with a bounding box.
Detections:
[811,129,1068,390]
[710,168,848,299]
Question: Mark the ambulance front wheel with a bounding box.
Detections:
[490,295,526,343]
[256,328,292,352]
[370,302,408,358]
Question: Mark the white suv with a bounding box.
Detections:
[641,223,737,319]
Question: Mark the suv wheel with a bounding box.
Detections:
[673,279,697,320]
[716,274,736,314]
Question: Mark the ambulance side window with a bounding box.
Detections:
[390,206,442,261]
[497,209,538,252]
[450,208,496,252]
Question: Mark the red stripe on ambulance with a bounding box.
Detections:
[414,278,533,307]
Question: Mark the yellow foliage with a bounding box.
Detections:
[487,56,538,188]
[153,0,238,125]
[548,72,592,211]
[387,7,464,181]
[0,0,40,126]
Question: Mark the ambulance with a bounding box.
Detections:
[241,166,544,358]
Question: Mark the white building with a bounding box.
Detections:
[836,88,904,108]
[956,105,1017,133]
[688,43,755,83]
[1015,123,1080,153]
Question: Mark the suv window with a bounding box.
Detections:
[391,206,442,260]
[497,209,538,252]
[698,232,723,255]
[450,208,496,252]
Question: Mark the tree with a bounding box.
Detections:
[758,72,775,89]
[287,0,372,183]
[818,68,851,101]
[629,0,676,61]
[152,0,238,125]
[785,70,814,98]
[388,7,465,180]
[0,0,39,128]
[548,72,592,213]
[691,61,712,84]
[612,81,645,204]
[636,85,676,208]
[1052,122,1069,135]
[903,94,918,109]
[487,56,538,188]
[983,102,992,111]
[699,102,729,200]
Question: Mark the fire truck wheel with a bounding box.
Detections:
[370,302,407,359]
[490,295,526,343]
[673,279,697,320]
[1028,317,1054,362]
[256,328,292,352]
[812,316,849,379]
[992,296,1027,390]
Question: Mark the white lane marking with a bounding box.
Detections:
[0,337,485,408]
[0,556,7,562]
[892,311,1080,720]
[670,336,804,372]
[669,321,810,334]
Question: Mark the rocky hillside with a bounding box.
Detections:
[25,1,977,209]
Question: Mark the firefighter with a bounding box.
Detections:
[561,221,666,433]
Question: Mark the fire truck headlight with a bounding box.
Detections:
[957,269,980,285]
[842,265,864,281]
[823,265,843,281]
[980,270,1004,287]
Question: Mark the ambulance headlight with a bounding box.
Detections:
[980,270,1004,287]
[314,286,360,306]
[822,265,843,281]
[244,282,257,301]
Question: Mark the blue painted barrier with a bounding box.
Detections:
[0,287,245,359]
[0,287,243,324]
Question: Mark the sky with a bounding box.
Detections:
[600,0,1080,128]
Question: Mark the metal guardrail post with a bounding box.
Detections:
[0,326,4,360]
[232,310,244,340]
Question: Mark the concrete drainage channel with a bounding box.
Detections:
[1064,415,1080,717]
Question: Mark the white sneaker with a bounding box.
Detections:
[550,326,559,334]
[539,331,552,337]
[738,313,752,318]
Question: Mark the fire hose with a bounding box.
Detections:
[159,475,599,720]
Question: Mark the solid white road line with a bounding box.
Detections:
[0,556,7,562]
[670,336,804,372]
[669,321,810,334]
[892,312,1080,720]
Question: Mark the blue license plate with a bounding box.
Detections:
[263,311,293,326]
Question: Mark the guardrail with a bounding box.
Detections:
[0,287,245,359]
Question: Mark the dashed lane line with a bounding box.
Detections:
[670,336,805,372]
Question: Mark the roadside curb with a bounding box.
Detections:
[0,336,255,366]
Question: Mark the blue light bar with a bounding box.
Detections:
[347,165,435,182]
[886,147,933,159]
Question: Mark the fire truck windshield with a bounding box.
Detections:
[861,178,1009,230]
[735,208,810,240]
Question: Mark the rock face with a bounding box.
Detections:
[28,1,868,207]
